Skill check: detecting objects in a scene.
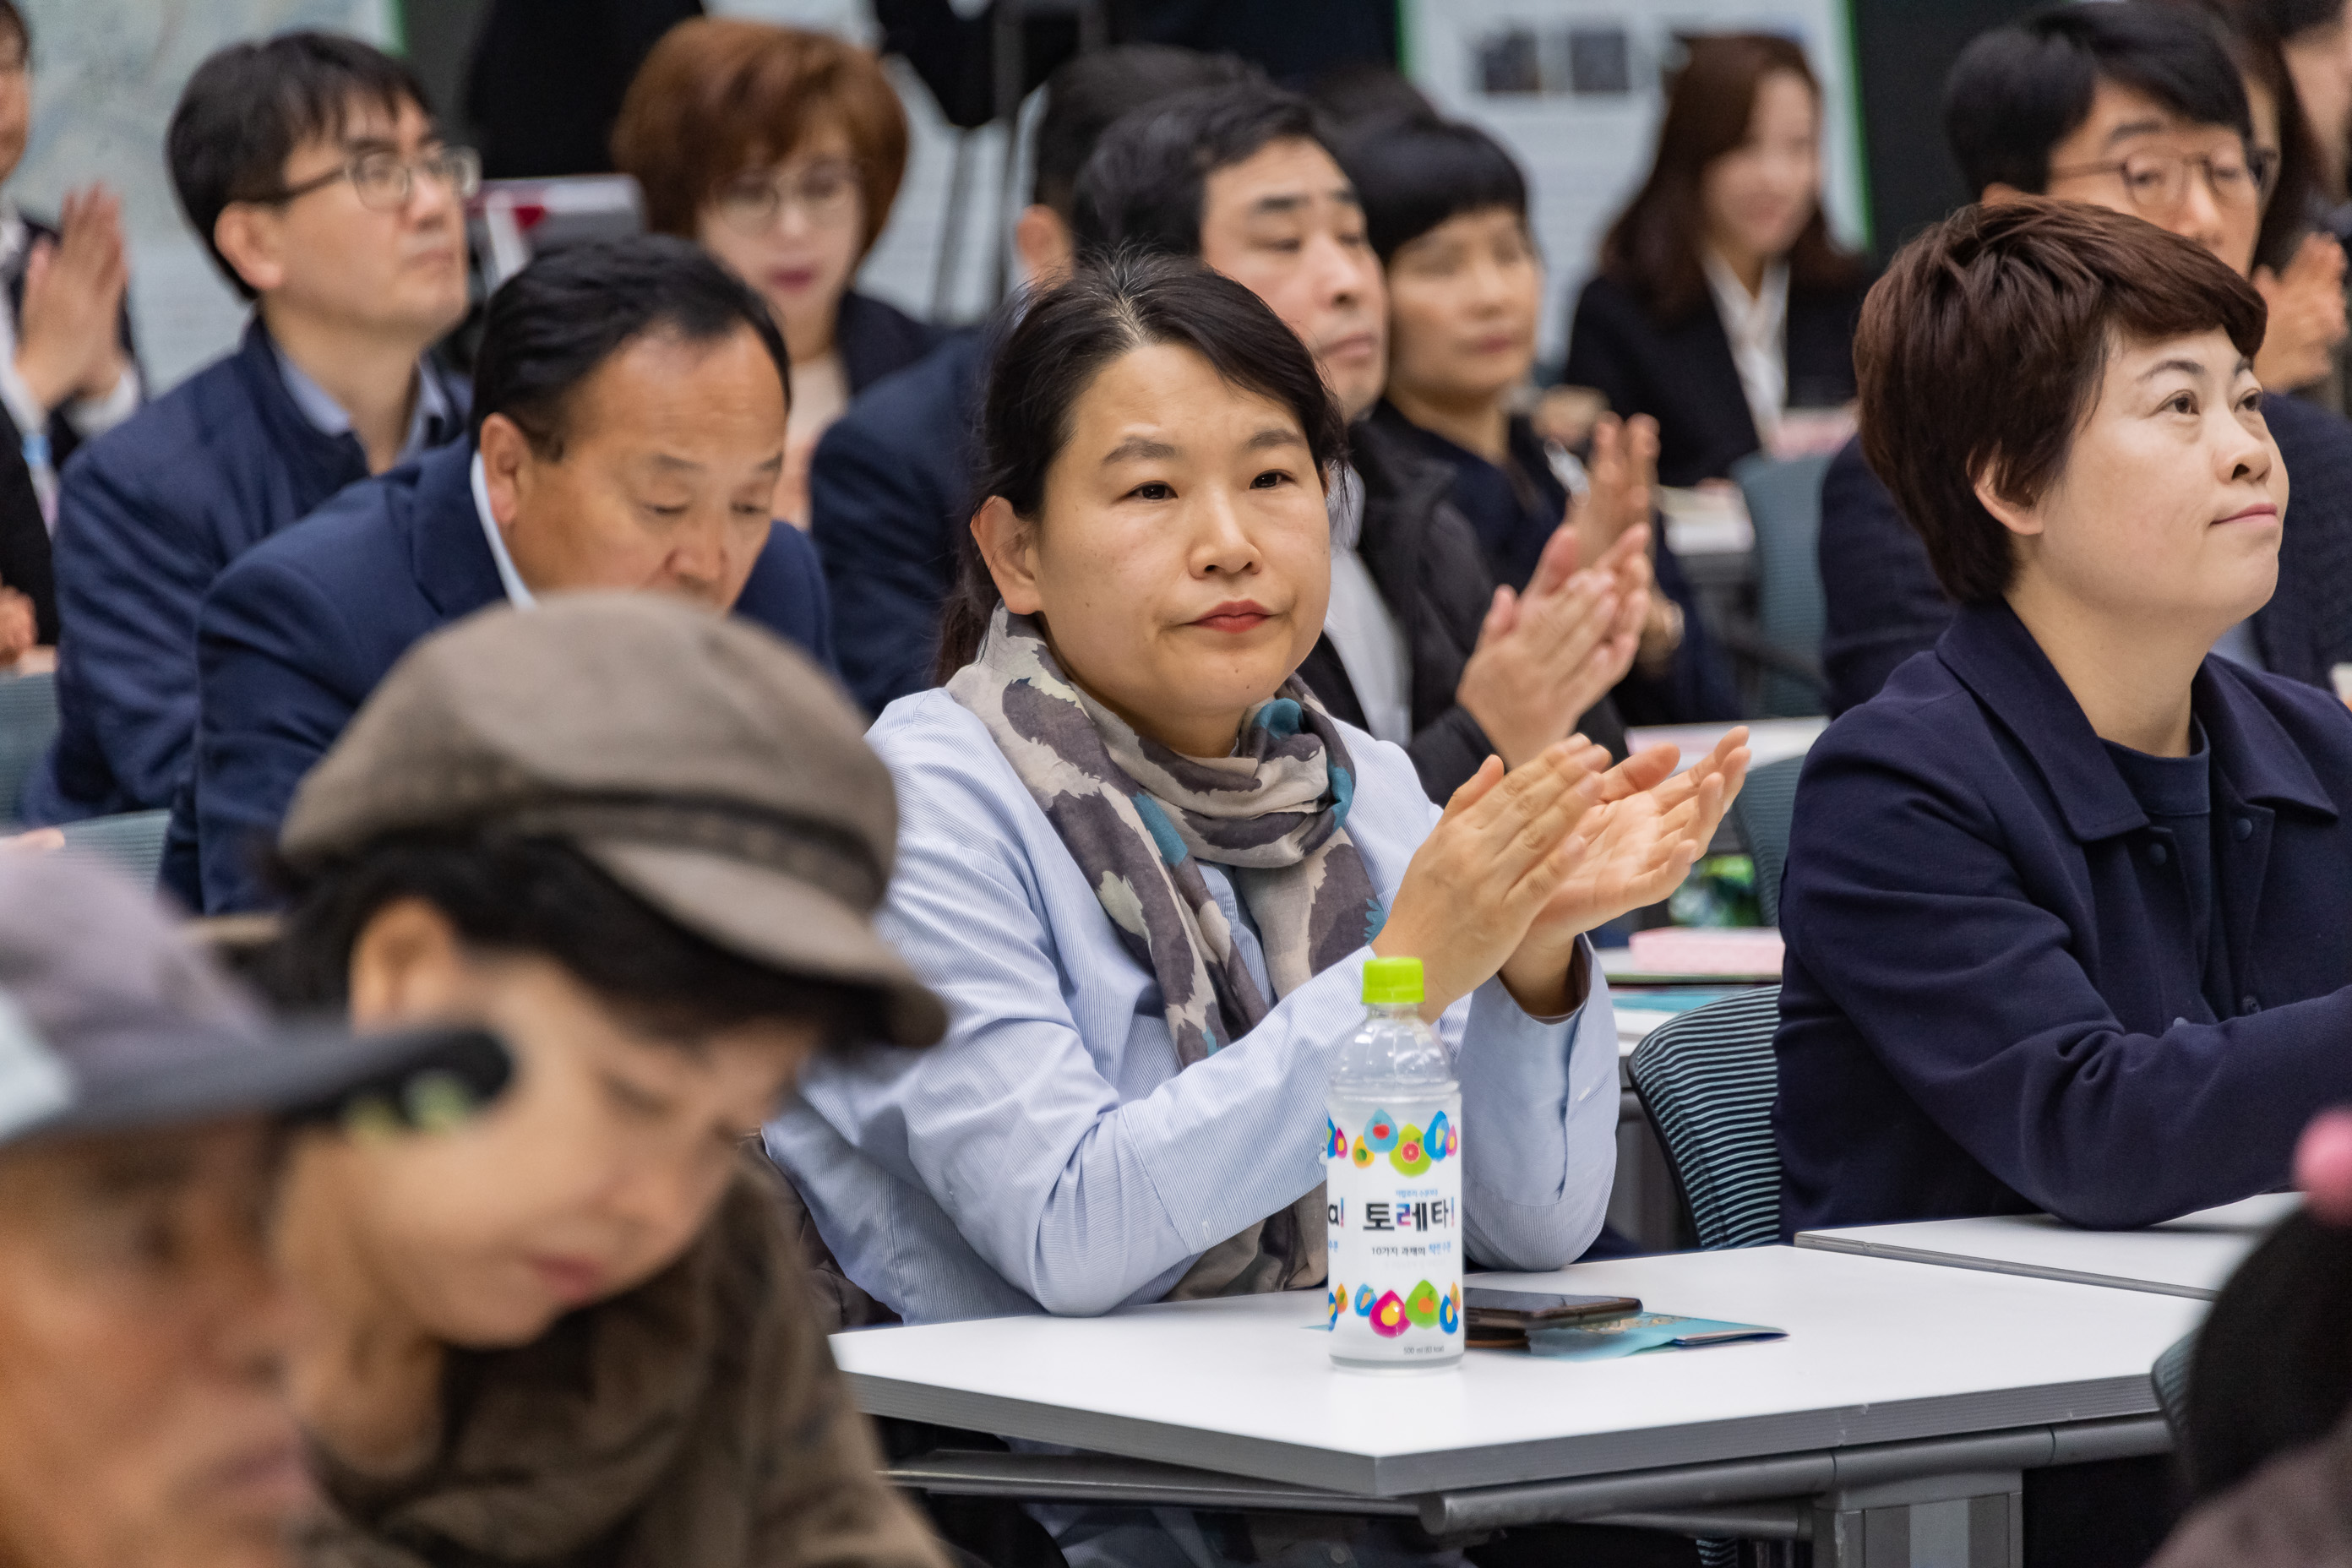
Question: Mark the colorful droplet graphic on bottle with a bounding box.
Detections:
[1425,1110,1456,1161]
[1353,1284,1376,1317]
[1326,1116,1348,1158]
[1362,1111,1400,1152]
[1403,1279,1441,1327]
[1370,1289,1410,1337]
[1390,1124,1432,1176]
[1350,1136,1374,1168]
[1437,1283,1461,1335]
[1328,1282,1345,1328]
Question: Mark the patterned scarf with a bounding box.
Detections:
[948,607,1384,1298]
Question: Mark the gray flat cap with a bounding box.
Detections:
[279,593,945,1048]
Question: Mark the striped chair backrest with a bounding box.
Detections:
[1627,986,1786,1250]
[2152,1329,2197,1439]
[0,670,58,825]
[1728,754,1805,928]
[57,809,172,891]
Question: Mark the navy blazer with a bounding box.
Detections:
[1775,600,2352,1235]
[25,321,468,823]
[810,329,985,713]
[184,440,836,913]
[1561,271,1867,488]
[1819,391,2352,716]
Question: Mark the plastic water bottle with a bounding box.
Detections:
[1326,956,1463,1371]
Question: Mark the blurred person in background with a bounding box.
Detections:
[1077,82,1658,803]
[2273,0,2352,197]
[24,34,472,834]
[2169,0,2349,393]
[188,237,834,916]
[1816,2,2352,718]
[2151,1109,2352,1564]
[814,44,1260,713]
[1343,112,1739,726]
[0,853,503,1568]
[613,19,940,529]
[259,594,951,1568]
[1564,33,1870,487]
[0,0,141,656]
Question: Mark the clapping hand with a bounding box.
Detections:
[1565,412,1660,574]
[1374,738,1614,1021]
[0,585,33,666]
[16,185,129,418]
[1455,520,1653,768]
[1496,729,1751,1010]
[2253,232,2348,393]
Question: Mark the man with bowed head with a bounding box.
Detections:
[185,236,834,913]
[1072,81,1663,803]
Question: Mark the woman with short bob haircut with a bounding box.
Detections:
[769,251,1748,1340]
[1564,33,1869,486]
[613,19,940,525]
[1776,199,2352,1239]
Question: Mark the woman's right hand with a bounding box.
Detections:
[1373,740,1610,1019]
[1456,527,1648,765]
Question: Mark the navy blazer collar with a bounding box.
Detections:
[1936,600,2338,841]
[405,440,507,617]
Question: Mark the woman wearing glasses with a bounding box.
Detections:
[1563,33,1870,487]
[615,21,941,529]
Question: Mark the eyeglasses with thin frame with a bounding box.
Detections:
[251,145,483,213]
[713,160,862,236]
[2044,146,2278,217]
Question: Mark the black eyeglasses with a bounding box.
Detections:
[251,146,482,213]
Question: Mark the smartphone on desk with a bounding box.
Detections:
[1462,1288,1640,1331]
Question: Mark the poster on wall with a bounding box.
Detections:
[1401,0,1865,366]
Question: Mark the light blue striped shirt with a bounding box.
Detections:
[767,689,1621,1326]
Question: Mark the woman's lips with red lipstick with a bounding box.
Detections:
[1192,601,1273,633]
[767,267,819,293]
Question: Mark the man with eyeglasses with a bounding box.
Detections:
[22,33,474,867]
[1816,1,2352,719]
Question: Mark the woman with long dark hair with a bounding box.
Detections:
[1563,33,1869,487]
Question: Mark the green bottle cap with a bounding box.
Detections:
[1362,956,1424,1005]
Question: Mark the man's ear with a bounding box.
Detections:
[476,414,534,530]
[211,204,286,297]
[971,495,1043,615]
[1013,204,1075,288]
[1972,461,2045,540]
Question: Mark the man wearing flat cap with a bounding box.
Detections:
[256,591,955,1568]
[0,853,504,1568]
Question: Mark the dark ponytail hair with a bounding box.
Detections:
[934,250,1350,680]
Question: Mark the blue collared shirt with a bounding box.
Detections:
[276,346,453,466]
[766,688,1622,1326]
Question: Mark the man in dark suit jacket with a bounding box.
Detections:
[186,237,834,913]
[1820,4,2352,719]
[25,35,473,826]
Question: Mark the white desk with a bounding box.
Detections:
[839,1245,2197,1563]
[1795,1192,2299,1300]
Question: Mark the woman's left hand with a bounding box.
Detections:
[1494,729,1750,1014]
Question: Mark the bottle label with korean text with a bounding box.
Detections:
[1325,1093,1462,1364]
